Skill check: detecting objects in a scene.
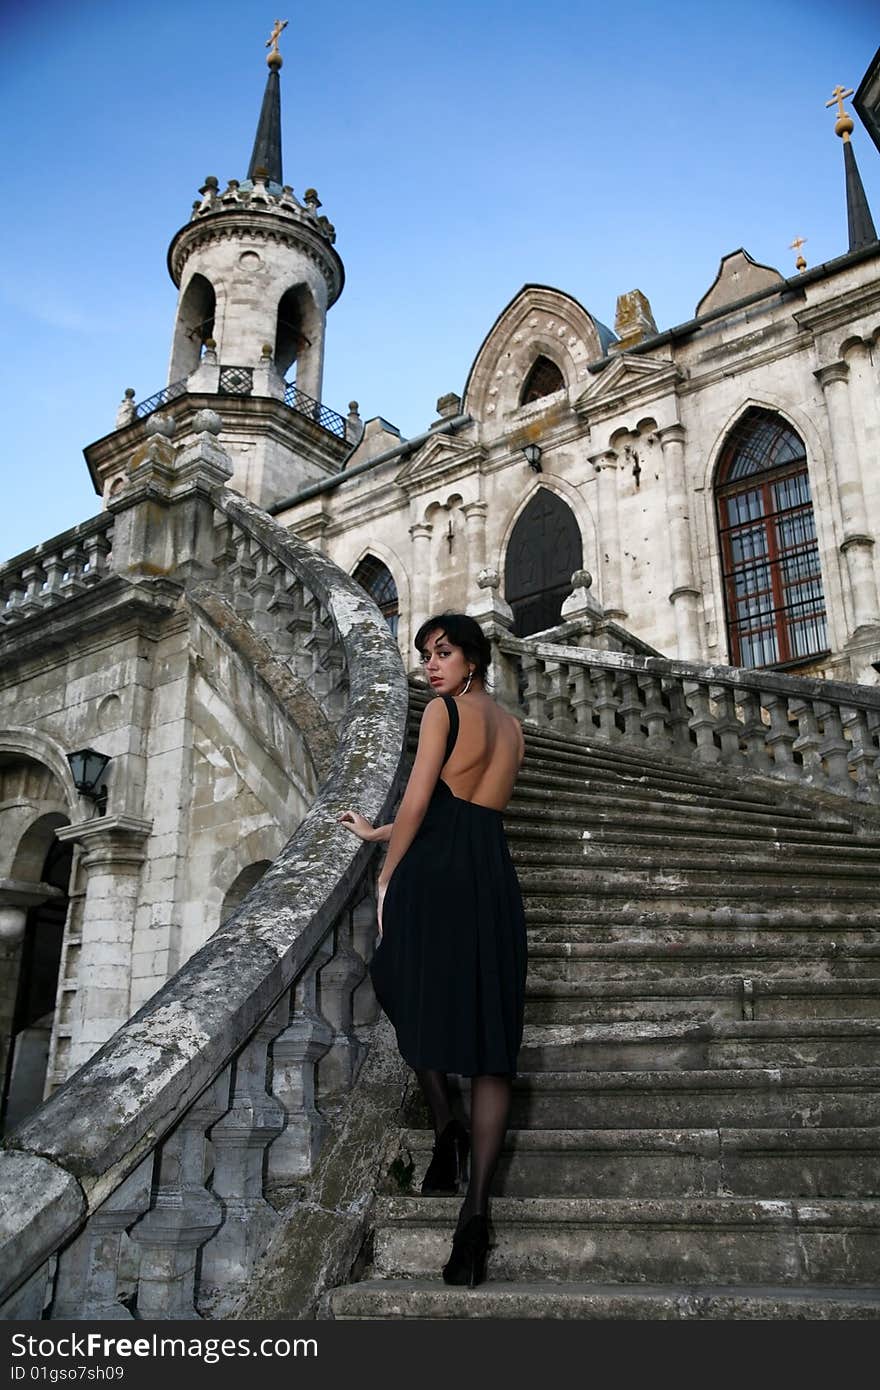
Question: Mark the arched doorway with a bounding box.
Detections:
[1,834,72,1132]
[505,489,583,636]
[715,408,828,668]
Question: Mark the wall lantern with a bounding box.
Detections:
[66,749,111,813]
[522,443,543,472]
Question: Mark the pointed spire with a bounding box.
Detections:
[843,140,878,250]
[826,83,877,252]
[247,21,287,185]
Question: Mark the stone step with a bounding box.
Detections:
[517,1018,880,1071]
[510,783,849,833]
[504,815,880,859]
[520,879,877,915]
[497,1067,880,1129]
[399,1126,880,1198]
[523,905,878,939]
[324,1279,880,1320]
[370,1195,880,1284]
[523,977,880,1024]
[512,843,880,881]
[527,941,880,982]
[515,765,809,816]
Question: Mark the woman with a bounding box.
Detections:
[337,612,527,1287]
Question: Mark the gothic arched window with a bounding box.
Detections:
[715,408,827,668]
[505,489,582,636]
[353,556,399,637]
[520,356,565,405]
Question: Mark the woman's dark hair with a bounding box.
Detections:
[414,612,492,681]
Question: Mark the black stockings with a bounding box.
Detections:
[416,1068,512,1224]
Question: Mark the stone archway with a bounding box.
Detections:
[504,488,583,635]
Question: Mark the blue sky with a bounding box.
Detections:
[1,0,878,563]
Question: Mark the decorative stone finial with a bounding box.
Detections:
[266,18,287,68]
[115,387,137,429]
[192,409,223,436]
[303,188,321,211]
[145,413,175,439]
[826,84,855,142]
[477,568,501,590]
[571,569,592,590]
[260,342,274,362]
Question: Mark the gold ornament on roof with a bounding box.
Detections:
[266,18,288,68]
[789,236,807,271]
[826,85,855,143]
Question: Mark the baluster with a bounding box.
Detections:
[227,527,257,616]
[129,1072,228,1320]
[17,561,47,616]
[815,701,854,797]
[317,910,367,1098]
[591,669,621,742]
[212,512,237,580]
[569,663,596,736]
[42,551,68,606]
[53,1157,153,1319]
[544,661,574,732]
[351,891,381,1032]
[683,680,720,763]
[198,1001,287,1314]
[734,689,772,773]
[264,565,299,656]
[246,549,279,637]
[60,543,88,598]
[709,684,744,765]
[789,698,825,788]
[617,672,644,746]
[840,705,880,802]
[0,572,25,624]
[83,530,113,586]
[520,652,548,726]
[636,673,673,753]
[761,692,799,780]
[266,943,334,1194]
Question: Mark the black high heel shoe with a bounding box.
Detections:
[421,1119,470,1196]
[442,1213,490,1287]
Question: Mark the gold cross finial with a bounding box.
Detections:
[789,236,807,271]
[826,84,855,142]
[266,18,288,62]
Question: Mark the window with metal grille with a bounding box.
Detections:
[715,408,828,669]
[353,555,399,637]
[520,356,565,405]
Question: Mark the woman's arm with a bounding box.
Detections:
[378,698,449,890]
[336,812,394,842]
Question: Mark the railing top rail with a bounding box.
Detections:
[283,382,348,439]
[0,512,114,578]
[0,492,408,1303]
[500,633,880,711]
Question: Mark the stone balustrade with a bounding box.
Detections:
[0,487,407,1320]
[496,635,880,805]
[0,515,114,625]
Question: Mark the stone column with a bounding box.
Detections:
[55,817,151,1073]
[657,424,702,659]
[815,362,880,632]
[409,522,434,641]
[590,450,626,620]
[462,501,488,609]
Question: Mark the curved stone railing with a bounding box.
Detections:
[0,515,114,624]
[497,634,880,805]
[0,489,408,1320]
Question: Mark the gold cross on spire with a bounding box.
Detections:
[826,84,855,142]
[266,18,288,56]
[789,236,807,271]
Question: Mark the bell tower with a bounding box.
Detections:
[166,24,344,399]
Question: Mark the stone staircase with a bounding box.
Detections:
[325,705,880,1319]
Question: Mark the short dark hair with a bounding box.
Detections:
[414,612,492,680]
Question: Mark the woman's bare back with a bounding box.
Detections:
[439,693,524,811]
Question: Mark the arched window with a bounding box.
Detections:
[275,285,311,378]
[168,273,216,381]
[505,489,582,636]
[353,556,399,637]
[520,356,565,405]
[715,408,827,668]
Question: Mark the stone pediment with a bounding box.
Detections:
[395,431,485,489]
[574,353,684,416]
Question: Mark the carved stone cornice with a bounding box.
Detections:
[55,816,152,870]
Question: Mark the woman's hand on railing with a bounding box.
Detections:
[337,810,385,841]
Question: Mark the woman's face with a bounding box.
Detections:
[419,628,472,695]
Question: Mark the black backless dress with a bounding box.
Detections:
[369,695,527,1076]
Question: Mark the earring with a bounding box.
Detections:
[461,670,473,695]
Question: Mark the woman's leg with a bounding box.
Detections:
[415,1067,454,1135]
[459,1072,512,1224]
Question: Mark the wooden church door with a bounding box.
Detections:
[505,489,583,636]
